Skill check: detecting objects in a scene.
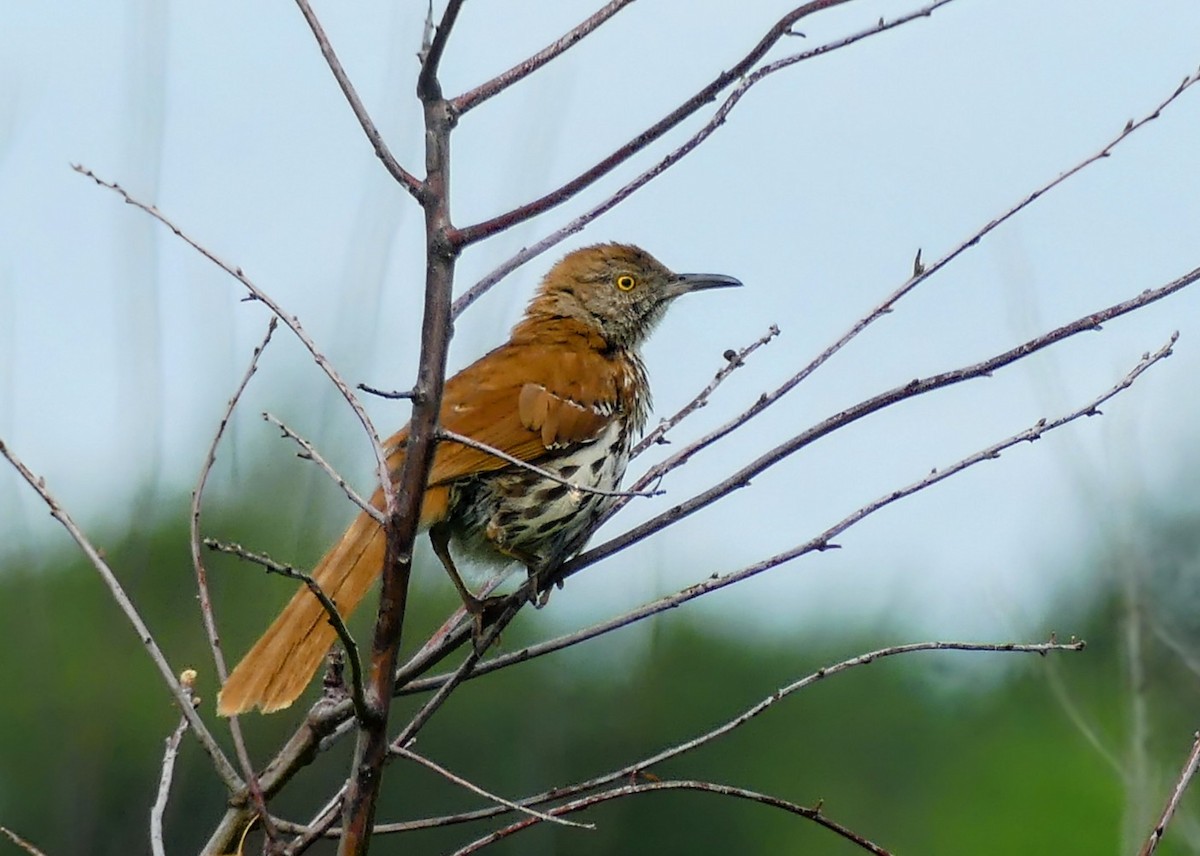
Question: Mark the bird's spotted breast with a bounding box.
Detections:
[445,417,632,574]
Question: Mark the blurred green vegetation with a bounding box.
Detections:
[2,475,1200,856]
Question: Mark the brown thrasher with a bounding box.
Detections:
[217,243,740,715]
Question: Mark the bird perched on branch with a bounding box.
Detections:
[217,243,741,715]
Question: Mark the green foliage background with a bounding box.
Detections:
[2,470,1199,856]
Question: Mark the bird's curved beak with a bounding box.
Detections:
[671,272,743,297]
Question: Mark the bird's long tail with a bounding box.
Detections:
[217,509,385,716]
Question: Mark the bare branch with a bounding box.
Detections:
[452,780,892,856]
[151,670,197,856]
[452,0,637,114]
[0,827,49,856]
[388,640,1082,837]
[392,745,593,830]
[0,439,242,790]
[264,412,385,524]
[1138,731,1200,856]
[451,0,871,248]
[203,539,368,722]
[190,318,278,837]
[632,323,780,458]
[72,165,397,524]
[439,429,663,499]
[292,0,422,196]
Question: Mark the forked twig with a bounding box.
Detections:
[451,780,892,856]
[385,640,1082,837]
[203,538,368,722]
[285,604,520,849]
[451,0,871,249]
[151,670,198,856]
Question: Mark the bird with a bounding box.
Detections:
[216,243,741,715]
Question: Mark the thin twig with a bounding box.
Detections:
[452,0,637,114]
[190,318,278,835]
[72,164,397,525]
[403,335,1174,694]
[0,440,242,790]
[358,383,415,400]
[264,412,385,524]
[0,827,49,856]
[451,780,892,856]
[151,670,197,856]
[292,0,422,196]
[632,323,780,457]
[392,745,593,830]
[203,539,369,722]
[450,0,957,314]
[439,429,663,499]
[1138,731,1200,856]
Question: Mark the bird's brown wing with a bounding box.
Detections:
[382,330,626,490]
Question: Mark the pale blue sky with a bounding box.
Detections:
[2,1,1199,646]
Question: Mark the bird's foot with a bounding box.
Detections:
[463,592,507,652]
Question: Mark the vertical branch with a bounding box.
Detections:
[337,2,465,853]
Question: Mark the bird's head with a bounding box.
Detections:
[526,243,742,349]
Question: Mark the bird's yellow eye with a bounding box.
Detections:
[615,274,637,291]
